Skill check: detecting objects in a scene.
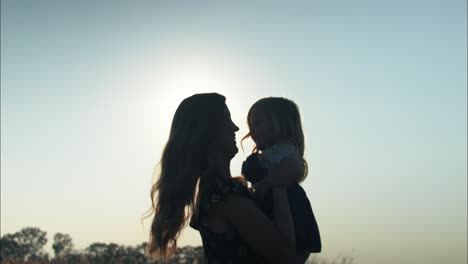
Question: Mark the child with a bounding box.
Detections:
[241,97,321,261]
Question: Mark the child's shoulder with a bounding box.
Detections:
[261,142,298,165]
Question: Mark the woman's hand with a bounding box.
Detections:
[252,177,273,198]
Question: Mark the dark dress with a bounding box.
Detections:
[190,178,264,264]
[242,152,322,253]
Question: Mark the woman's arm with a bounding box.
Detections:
[272,186,296,252]
[219,192,301,264]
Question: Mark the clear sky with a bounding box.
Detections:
[1,1,466,263]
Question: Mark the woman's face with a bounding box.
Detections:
[217,105,239,159]
[248,108,273,151]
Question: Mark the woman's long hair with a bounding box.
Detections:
[241,97,309,182]
[147,93,226,259]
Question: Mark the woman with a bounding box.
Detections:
[147,93,301,263]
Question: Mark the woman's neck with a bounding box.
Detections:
[201,157,232,184]
[219,158,232,179]
[198,158,232,196]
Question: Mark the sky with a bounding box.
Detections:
[1,1,466,263]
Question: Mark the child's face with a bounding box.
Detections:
[248,108,273,151]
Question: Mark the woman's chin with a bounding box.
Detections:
[226,146,238,159]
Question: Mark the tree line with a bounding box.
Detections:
[0,227,204,264]
[1,227,352,264]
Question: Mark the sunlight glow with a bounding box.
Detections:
[139,52,257,143]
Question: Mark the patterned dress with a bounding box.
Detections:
[190,178,264,264]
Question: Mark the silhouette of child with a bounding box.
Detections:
[241,97,321,261]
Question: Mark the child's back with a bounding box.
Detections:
[288,183,321,252]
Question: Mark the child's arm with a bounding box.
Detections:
[253,153,304,196]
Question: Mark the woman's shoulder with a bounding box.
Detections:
[203,177,253,207]
[191,177,253,230]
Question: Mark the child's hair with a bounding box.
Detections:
[242,97,309,182]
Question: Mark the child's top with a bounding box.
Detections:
[260,143,298,170]
[241,143,322,253]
